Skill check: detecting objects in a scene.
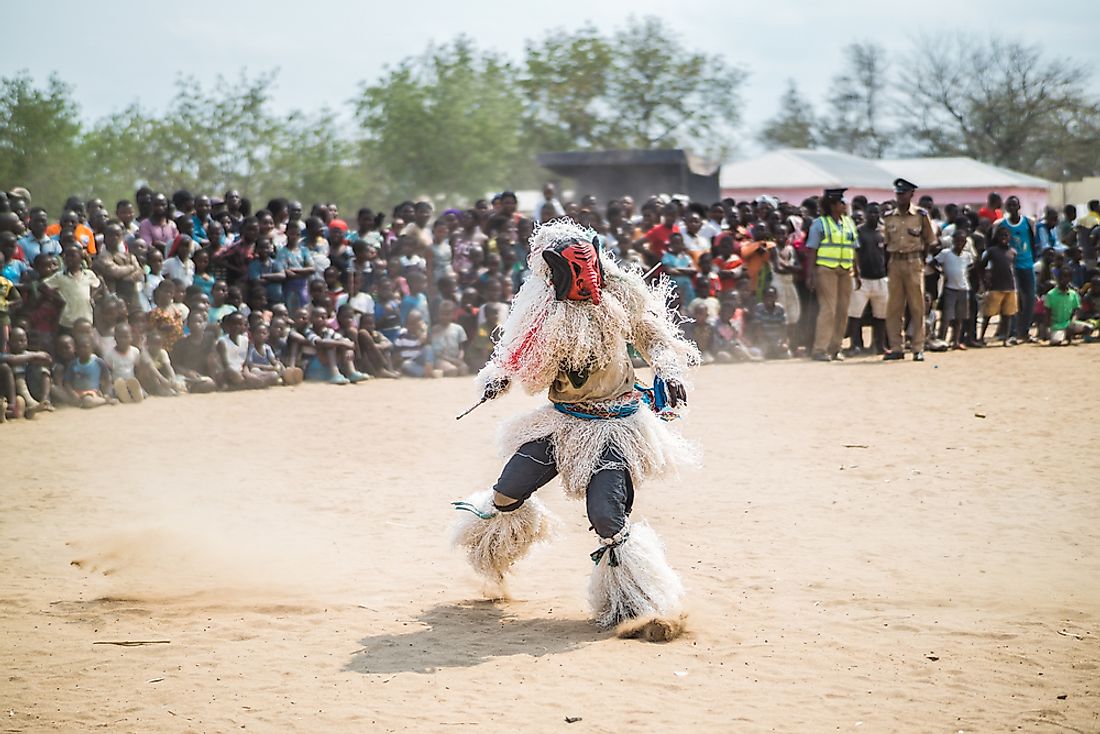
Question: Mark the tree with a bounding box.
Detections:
[817,42,892,158]
[0,71,84,214]
[758,80,817,149]
[902,35,1100,180]
[519,26,615,152]
[354,38,527,205]
[266,109,368,210]
[604,17,745,157]
[520,16,746,158]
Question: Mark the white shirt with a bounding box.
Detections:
[934,249,974,291]
[104,345,140,380]
[162,256,195,287]
[698,220,723,242]
[533,198,565,223]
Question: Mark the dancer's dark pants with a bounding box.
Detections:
[493,438,634,538]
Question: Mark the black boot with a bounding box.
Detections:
[872,318,886,355]
[845,317,864,356]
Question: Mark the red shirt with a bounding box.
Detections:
[978,207,1002,223]
[713,255,743,293]
[646,223,679,258]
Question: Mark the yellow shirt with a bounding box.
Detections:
[44,268,101,327]
[0,275,14,313]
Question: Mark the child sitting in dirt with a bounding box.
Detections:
[430,299,469,376]
[139,330,184,396]
[50,334,76,407]
[246,321,302,386]
[169,312,218,393]
[216,312,278,390]
[302,306,368,384]
[394,310,439,378]
[0,326,54,418]
[64,336,115,409]
[355,311,399,378]
[103,323,145,403]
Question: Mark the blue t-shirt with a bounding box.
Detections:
[247,257,285,303]
[19,234,62,263]
[191,215,209,244]
[1002,217,1034,270]
[66,355,105,391]
[2,259,29,284]
[661,251,696,303]
[399,292,430,327]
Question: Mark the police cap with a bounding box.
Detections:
[893,178,918,194]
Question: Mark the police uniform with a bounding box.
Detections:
[807,188,859,359]
[883,178,936,360]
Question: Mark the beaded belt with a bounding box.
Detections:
[553,392,640,420]
[552,377,678,421]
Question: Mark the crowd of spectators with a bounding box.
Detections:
[0,182,1098,421]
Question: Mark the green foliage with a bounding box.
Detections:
[602,17,744,157]
[816,42,892,158]
[519,25,615,152]
[354,37,527,206]
[520,17,745,159]
[758,80,817,150]
[0,71,84,213]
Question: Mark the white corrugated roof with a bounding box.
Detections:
[880,157,1050,188]
[720,148,1050,190]
[719,149,891,189]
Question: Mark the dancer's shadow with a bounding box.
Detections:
[344,600,608,675]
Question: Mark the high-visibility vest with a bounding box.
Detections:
[816,215,857,269]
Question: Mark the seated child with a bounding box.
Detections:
[429,299,469,376]
[751,286,791,359]
[246,321,302,386]
[1045,268,1094,345]
[64,335,115,408]
[394,310,438,378]
[93,295,128,356]
[686,300,720,364]
[148,280,186,352]
[216,311,278,390]
[170,311,219,392]
[302,306,368,384]
[103,323,145,403]
[354,311,399,378]
[285,307,312,369]
[0,326,54,417]
[464,301,500,372]
[50,334,76,407]
[712,293,762,362]
[139,330,184,396]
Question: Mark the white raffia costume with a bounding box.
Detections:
[450,219,700,640]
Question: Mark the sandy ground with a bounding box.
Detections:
[1,345,1099,733]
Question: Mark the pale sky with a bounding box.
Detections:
[6,0,1098,160]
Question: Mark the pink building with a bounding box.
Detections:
[719,149,1050,215]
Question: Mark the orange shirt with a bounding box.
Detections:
[44,222,96,255]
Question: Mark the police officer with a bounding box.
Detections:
[883,178,936,361]
[806,188,860,361]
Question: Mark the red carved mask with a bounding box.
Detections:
[542,237,604,305]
